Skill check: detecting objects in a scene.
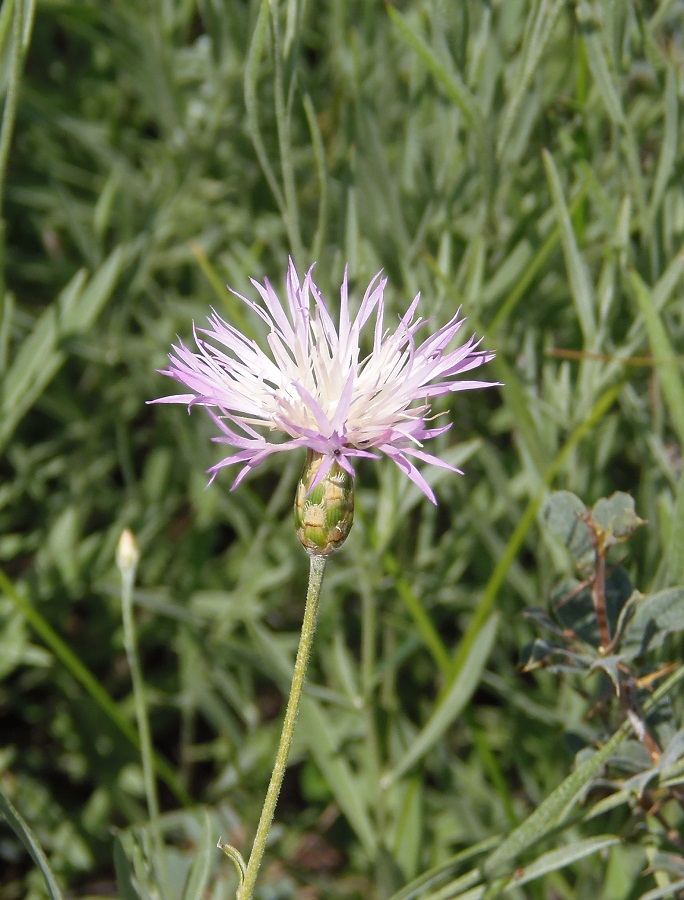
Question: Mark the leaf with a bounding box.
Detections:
[519,638,565,672]
[0,246,124,453]
[113,834,142,900]
[639,877,684,900]
[482,729,626,879]
[592,492,645,543]
[386,837,499,900]
[182,810,214,900]
[392,777,423,882]
[505,835,620,889]
[497,0,566,158]
[664,472,684,586]
[0,566,190,807]
[480,664,684,879]
[450,386,620,698]
[553,567,633,649]
[387,5,482,129]
[542,149,597,345]
[541,491,591,561]
[620,728,684,798]
[629,268,684,447]
[0,788,65,900]
[621,588,684,655]
[113,831,156,900]
[299,697,377,857]
[386,614,499,785]
[648,67,678,225]
[577,4,625,127]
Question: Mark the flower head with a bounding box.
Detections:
[154,260,497,504]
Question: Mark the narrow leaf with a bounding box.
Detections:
[482,664,684,879]
[497,0,565,157]
[387,614,499,784]
[505,836,620,888]
[629,268,684,447]
[182,810,214,900]
[0,789,65,899]
[0,246,123,452]
[387,5,482,128]
[542,149,597,343]
[300,697,377,856]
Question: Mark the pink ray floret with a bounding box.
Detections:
[153,259,499,503]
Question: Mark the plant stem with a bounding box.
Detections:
[238,553,327,899]
[119,551,170,899]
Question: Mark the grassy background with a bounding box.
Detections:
[1,0,684,897]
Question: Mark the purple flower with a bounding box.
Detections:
[153,260,497,503]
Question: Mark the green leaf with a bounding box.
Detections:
[542,149,597,344]
[113,833,142,900]
[243,0,285,217]
[577,4,625,127]
[664,472,684,585]
[621,588,684,655]
[496,0,565,158]
[450,386,621,703]
[629,268,684,448]
[505,836,620,888]
[648,67,678,225]
[541,491,591,561]
[592,492,645,542]
[639,877,684,900]
[0,788,65,900]
[392,777,423,882]
[387,5,482,129]
[480,665,684,880]
[300,697,377,857]
[386,614,499,785]
[387,838,499,900]
[114,830,157,900]
[181,810,214,900]
[0,247,124,453]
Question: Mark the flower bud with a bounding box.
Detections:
[116,528,140,577]
[294,451,354,556]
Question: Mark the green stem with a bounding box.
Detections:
[120,558,170,898]
[238,553,327,899]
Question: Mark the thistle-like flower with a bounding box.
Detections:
[154,260,496,512]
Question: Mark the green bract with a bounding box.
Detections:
[294,450,355,556]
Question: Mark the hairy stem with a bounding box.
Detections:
[238,553,327,899]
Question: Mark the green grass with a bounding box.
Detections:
[1,1,684,897]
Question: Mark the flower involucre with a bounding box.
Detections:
[155,260,497,503]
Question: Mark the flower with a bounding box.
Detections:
[153,260,497,504]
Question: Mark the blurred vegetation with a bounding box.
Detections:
[1,0,684,897]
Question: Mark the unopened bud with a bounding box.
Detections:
[116,528,140,577]
[294,451,354,557]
